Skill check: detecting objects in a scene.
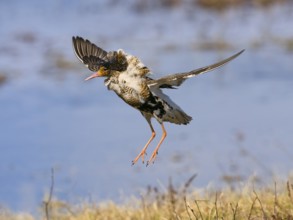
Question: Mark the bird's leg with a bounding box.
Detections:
[147,123,167,166]
[132,131,156,165]
[132,119,156,165]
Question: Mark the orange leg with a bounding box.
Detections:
[132,120,156,165]
[147,123,167,166]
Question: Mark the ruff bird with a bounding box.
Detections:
[72,36,244,166]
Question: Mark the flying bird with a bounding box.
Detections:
[72,36,244,166]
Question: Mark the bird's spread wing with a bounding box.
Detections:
[72,36,128,72]
[147,49,245,89]
[72,36,109,72]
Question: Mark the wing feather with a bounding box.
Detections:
[72,36,109,72]
[147,49,245,88]
[72,36,128,72]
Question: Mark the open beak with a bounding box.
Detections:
[84,71,100,81]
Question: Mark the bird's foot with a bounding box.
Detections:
[131,150,147,166]
[146,151,158,166]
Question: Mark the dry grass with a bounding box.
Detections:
[0,209,34,220]
[43,180,293,220]
[2,176,293,220]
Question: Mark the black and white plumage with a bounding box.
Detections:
[72,36,244,165]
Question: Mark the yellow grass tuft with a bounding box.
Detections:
[39,179,293,220]
[1,178,293,219]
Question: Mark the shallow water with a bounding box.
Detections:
[0,0,293,213]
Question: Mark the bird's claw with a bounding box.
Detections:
[146,150,158,166]
[146,160,155,167]
[132,149,159,167]
[131,150,147,166]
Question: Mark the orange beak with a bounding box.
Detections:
[84,71,101,81]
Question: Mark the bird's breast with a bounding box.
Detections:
[106,74,151,108]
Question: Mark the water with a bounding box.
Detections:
[0,0,293,213]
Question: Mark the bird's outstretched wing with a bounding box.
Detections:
[147,49,245,89]
[72,36,109,72]
[72,36,128,72]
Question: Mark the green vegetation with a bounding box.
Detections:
[2,176,293,220]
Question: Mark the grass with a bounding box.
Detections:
[43,179,293,220]
[1,175,293,220]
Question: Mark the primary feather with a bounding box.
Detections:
[147,49,244,89]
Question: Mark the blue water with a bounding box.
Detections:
[0,0,293,213]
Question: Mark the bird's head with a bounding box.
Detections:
[84,66,110,81]
[84,50,127,81]
[72,36,128,81]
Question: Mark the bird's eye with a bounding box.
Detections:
[101,66,109,72]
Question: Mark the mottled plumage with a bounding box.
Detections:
[72,36,244,165]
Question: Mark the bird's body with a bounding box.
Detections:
[104,53,192,125]
[72,36,244,165]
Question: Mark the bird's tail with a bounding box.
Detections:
[164,108,192,125]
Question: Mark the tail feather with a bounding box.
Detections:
[164,108,192,125]
[150,87,192,125]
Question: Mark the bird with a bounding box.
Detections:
[72,36,244,166]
